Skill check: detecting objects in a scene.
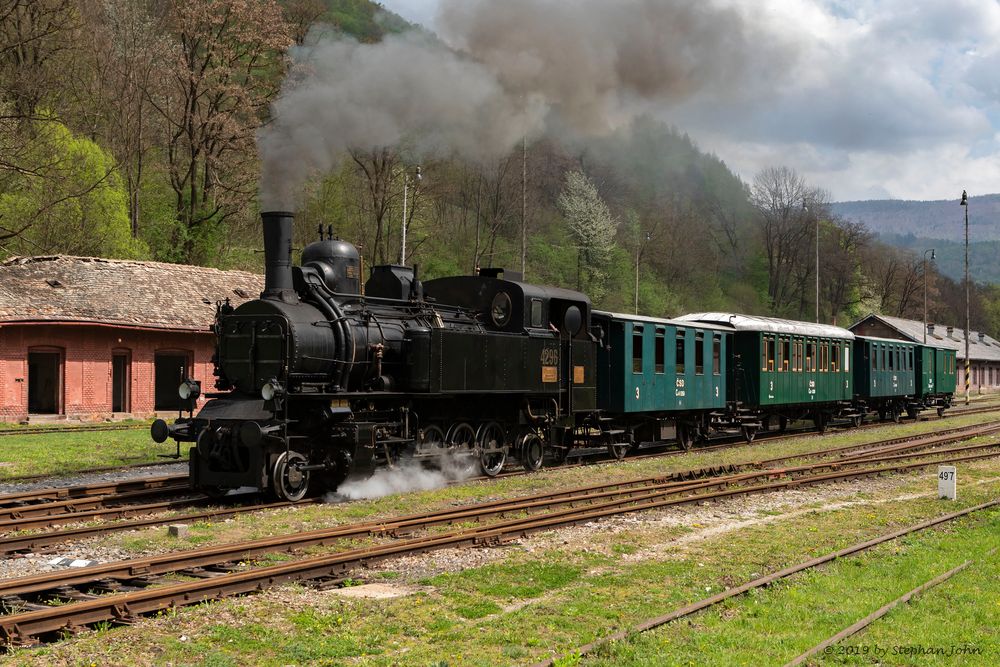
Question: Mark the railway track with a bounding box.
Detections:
[1,401,995,486]
[1,436,998,646]
[3,417,1000,553]
[0,423,148,437]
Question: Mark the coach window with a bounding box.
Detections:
[819,343,827,372]
[761,338,768,371]
[908,349,913,371]
[888,346,895,371]
[765,337,775,372]
[780,339,790,372]
[881,345,887,371]
[805,342,814,372]
[831,343,839,372]
[695,333,705,374]
[845,345,850,373]
[676,330,686,374]
[632,326,644,374]
[712,335,721,375]
[654,328,665,374]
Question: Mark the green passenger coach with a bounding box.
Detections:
[674,313,860,431]
[593,311,731,448]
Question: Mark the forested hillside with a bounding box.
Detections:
[3,0,1000,336]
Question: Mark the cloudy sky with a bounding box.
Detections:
[381,0,1000,202]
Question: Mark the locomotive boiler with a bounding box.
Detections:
[152,211,601,500]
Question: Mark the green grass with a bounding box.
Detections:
[0,427,182,480]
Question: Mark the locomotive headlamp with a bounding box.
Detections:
[261,379,284,401]
[178,379,201,401]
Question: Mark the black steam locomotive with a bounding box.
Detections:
[152,211,605,500]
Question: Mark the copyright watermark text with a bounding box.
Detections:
[823,644,984,658]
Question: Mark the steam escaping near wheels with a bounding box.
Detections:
[324,452,479,502]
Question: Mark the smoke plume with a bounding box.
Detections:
[325,454,477,501]
[259,0,793,208]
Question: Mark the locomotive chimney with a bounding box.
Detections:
[261,211,296,302]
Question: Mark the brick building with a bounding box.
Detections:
[0,256,262,423]
[849,313,1000,393]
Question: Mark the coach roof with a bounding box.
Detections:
[674,312,855,340]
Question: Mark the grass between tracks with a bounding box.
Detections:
[0,425,182,481]
[5,415,1000,665]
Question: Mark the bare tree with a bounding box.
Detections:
[151,0,292,262]
[751,166,824,315]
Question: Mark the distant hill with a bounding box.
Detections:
[831,194,1000,284]
[831,194,1000,241]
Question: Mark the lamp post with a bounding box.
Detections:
[802,201,820,323]
[400,165,422,265]
[922,249,935,344]
[634,231,651,314]
[960,190,970,404]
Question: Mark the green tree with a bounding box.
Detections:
[0,117,144,258]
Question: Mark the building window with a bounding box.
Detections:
[654,328,665,374]
[28,348,63,415]
[712,335,721,375]
[632,326,644,374]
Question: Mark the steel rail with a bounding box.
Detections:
[528,501,1000,667]
[3,420,998,552]
[0,475,188,508]
[1,449,998,644]
[783,559,977,667]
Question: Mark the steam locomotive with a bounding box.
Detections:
[152,211,956,501]
[152,211,605,500]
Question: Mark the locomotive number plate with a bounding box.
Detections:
[542,366,559,383]
[574,366,585,383]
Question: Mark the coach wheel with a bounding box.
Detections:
[851,414,864,428]
[906,406,919,420]
[741,425,757,443]
[813,412,827,434]
[476,422,507,477]
[272,451,310,502]
[520,433,544,472]
[937,407,946,418]
[778,416,788,432]
[890,405,901,424]
[678,423,695,451]
[607,440,630,460]
[877,409,887,422]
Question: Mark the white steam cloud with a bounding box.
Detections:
[259,0,794,209]
[325,454,477,501]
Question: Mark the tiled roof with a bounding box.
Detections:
[0,255,264,331]
[850,313,1000,362]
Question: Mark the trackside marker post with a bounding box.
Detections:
[938,466,957,500]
